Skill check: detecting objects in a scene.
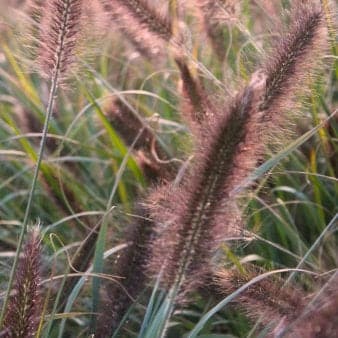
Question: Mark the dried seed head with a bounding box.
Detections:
[146,2,328,299]
[96,206,154,337]
[105,98,177,182]
[175,57,214,126]
[25,0,45,25]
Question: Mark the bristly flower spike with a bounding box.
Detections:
[148,72,267,293]
[195,0,240,62]
[148,0,328,302]
[96,206,154,337]
[102,0,172,58]
[214,265,305,335]
[277,272,338,338]
[2,229,42,338]
[38,0,84,81]
[261,1,327,126]
[114,0,172,41]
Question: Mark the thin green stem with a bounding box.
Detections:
[0,75,59,328]
[0,0,72,327]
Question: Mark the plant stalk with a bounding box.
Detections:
[0,0,71,327]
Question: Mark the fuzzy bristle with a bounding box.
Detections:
[2,229,42,338]
[278,273,338,338]
[106,98,154,150]
[147,1,328,298]
[103,0,214,128]
[261,2,327,123]
[106,98,177,182]
[112,0,172,41]
[38,0,83,80]
[25,0,44,24]
[148,73,266,293]
[102,0,172,58]
[214,265,305,334]
[175,57,213,125]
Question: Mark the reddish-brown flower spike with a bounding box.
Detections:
[261,2,327,124]
[38,0,83,80]
[148,72,267,293]
[213,265,305,334]
[175,57,213,125]
[278,273,338,338]
[147,2,328,297]
[25,0,45,25]
[102,0,212,125]
[102,0,172,58]
[96,206,155,337]
[107,0,172,41]
[105,98,177,182]
[2,229,42,338]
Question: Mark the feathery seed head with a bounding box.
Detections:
[25,0,45,25]
[195,0,240,61]
[261,2,327,123]
[37,0,84,81]
[214,265,305,334]
[175,57,213,126]
[102,0,173,59]
[279,273,338,338]
[115,0,172,41]
[148,75,266,293]
[147,2,328,298]
[2,228,42,338]
[96,206,154,337]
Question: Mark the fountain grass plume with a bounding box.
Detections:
[95,97,179,336]
[148,72,267,294]
[147,0,328,299]
[102,0,172,58]
[278,272,338,338]
[25,0,45,25]
[106,98,178,181]
[261,1,327,125]
[175,57,213,126]
[214,264,306,335]
[2,228,42,338]
[111,0,172,41]
[38,0,83,81]
[96,206,154,337]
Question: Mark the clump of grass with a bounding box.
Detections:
[0,0,336,337]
